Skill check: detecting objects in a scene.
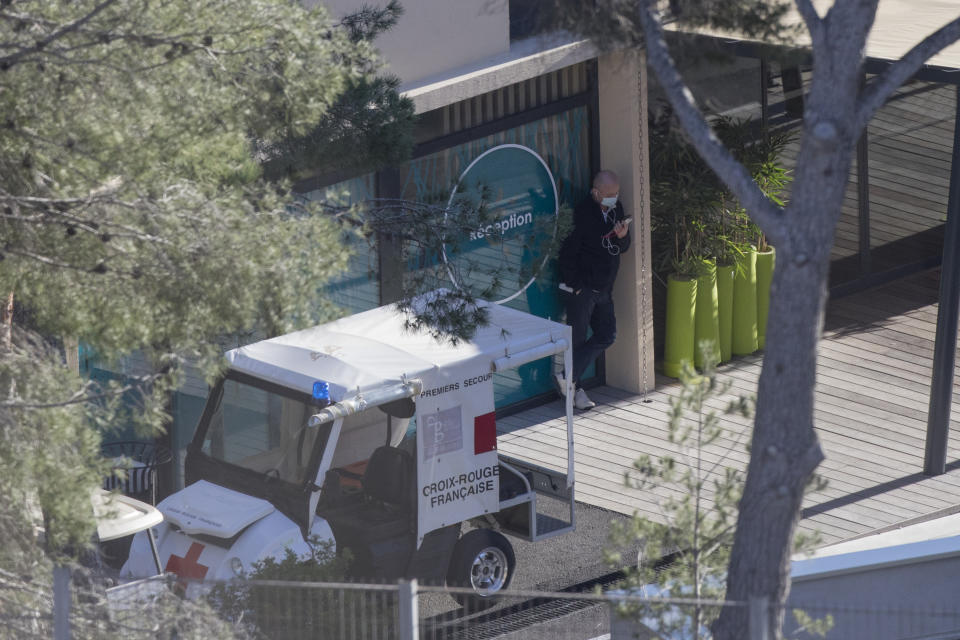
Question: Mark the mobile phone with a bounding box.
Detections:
[622,217,634,225]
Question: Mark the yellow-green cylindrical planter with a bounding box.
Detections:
[694,259,721,369]
[756,247,776,350]
[663,274,697,378]
[732,246,759,355]
[716,263,735,363]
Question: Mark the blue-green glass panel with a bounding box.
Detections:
[301,174,379,314]
[397,107,593,407]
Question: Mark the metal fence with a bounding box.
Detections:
[30,570,960,640]
[101,577,747,640]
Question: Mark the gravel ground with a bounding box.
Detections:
[418,498,639,625]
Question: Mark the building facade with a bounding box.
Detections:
[302,0,656,407]
[84,1,656,491]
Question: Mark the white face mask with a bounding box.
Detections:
[600,195,618,209]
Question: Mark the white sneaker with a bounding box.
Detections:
[574,387,596,410]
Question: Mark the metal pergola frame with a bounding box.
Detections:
[296,35,960,474]
[925,84,960,475]
[695,32,960,476]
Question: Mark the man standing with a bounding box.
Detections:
[556,170,631,409]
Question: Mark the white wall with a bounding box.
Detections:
[787,556,960,639]
[316,0,510,85]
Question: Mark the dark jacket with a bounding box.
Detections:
[558,197,631,292]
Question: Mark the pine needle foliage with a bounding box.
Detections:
[606,350,749,639]
[605,348,830,638]
[0,0,412,628]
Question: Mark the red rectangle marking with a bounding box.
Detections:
[474,411,497,454]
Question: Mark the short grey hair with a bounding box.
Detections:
[593,170,619,190]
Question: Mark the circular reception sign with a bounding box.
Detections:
[444,144,559,304]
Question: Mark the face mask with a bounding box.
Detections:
[600,195,618,209]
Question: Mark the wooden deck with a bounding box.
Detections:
[497,268,960,545]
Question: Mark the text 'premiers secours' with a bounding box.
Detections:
[419,372,493,398]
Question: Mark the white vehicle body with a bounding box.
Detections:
[123,297,576,598]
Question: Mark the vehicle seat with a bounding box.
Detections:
[363,445,414,511]
[320,446,414,533]
[320,446,416,578]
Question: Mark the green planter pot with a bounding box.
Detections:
[716,263,735,363]
[663,274,697,379]
[732,247,758,356]
[694,259,721,368]
[756,247,775,350]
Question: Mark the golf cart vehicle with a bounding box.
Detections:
[122,298,577,602]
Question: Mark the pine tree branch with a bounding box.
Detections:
[0,0,119,68]
[3,247,97,272]
[1,371,161,409]
[0,6,308,76]
[2,385,90,409]
[1,211,168,245]
[336,0,402,42]
[854,15,960,135]
[637,0,786,244]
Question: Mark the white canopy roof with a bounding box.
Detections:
[226,298,570,401]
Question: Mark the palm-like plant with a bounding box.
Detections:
[650,112,793,277]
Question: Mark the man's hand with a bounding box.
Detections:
[613,219,629,239]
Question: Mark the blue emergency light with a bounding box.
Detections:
[312,381,330,402]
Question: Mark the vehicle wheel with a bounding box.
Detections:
[446,529,515,607]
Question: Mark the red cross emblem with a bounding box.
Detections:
[165,542,209,591]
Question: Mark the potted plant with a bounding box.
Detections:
[655,206,706,379]
[711,119,793,356]
[749,150,791,349]
[651,114,792,374]
[711,195,749,363]
[731,237,759,356]
[650,115,716,378]
[755,231,775,349]
[693,255,721,370]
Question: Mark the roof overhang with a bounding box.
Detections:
[399,32,600,114]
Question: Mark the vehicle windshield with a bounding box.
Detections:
[200,377,325,485]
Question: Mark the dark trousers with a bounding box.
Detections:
[564,288,616,386]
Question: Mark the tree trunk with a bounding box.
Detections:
[713,94,861,638]
[708,5,877,629]
[712,245,828,638]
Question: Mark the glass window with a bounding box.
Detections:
[202,379,322,485]
[300,174,380,314]
[866,78,953,274]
